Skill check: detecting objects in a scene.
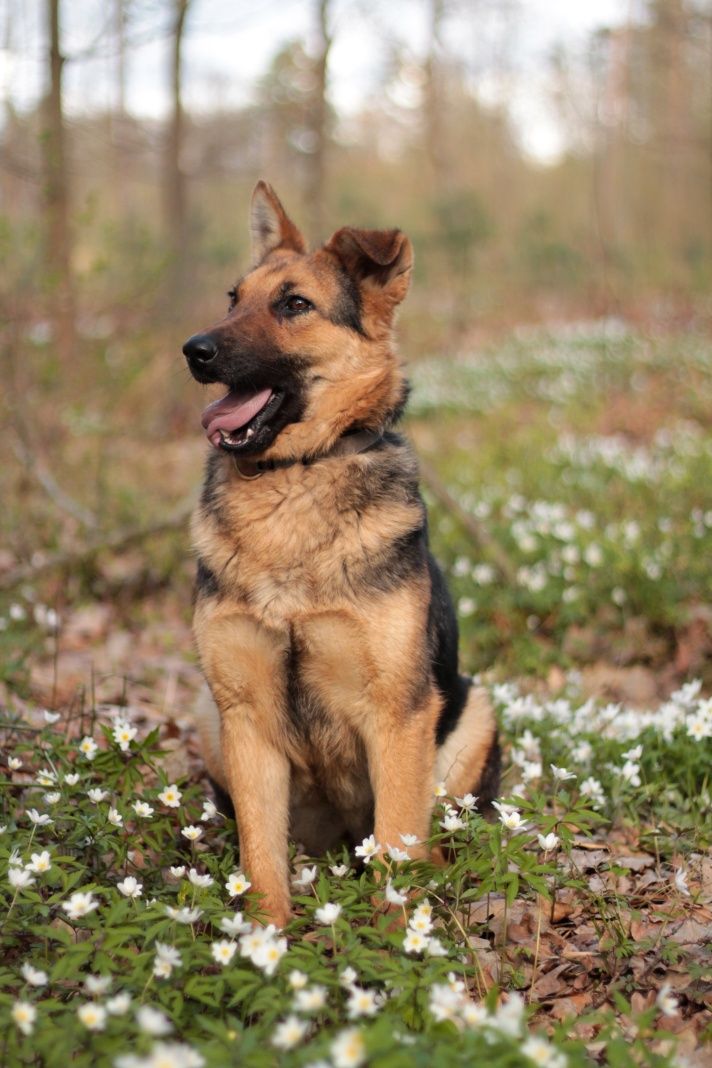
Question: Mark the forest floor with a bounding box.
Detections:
[0,323,710,1066]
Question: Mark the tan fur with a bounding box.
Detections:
[435,687,497,798]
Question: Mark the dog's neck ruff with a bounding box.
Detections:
[231,428,383,480]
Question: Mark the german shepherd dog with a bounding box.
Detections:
[183,182,499,927]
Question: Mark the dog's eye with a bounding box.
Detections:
[227,288,238,311]
[284,295,313,317]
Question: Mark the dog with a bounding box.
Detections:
[182,181,500,927]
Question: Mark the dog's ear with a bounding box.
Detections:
[324,227,413,306]
[250,181,307,264]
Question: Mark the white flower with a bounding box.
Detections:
[113,721,138,751]
[433,781,447,798]
[462,1001,488,1027]
[619,760,641,787]
[225,871,251,895]
[78,737,98,760]
[354,834,380,863]
[43,791,61,805]
[188,868,213,888]
[491,992,526,1037]
[106,992,131,1015]
[455,793,478,811]
[251,934,287,976]
[117,876,143,898]
[9,849,22,866]
[674,868,690,896]
[63,892,99,918]
[522,1035,567,1067]
[10,866,36,890]
[429,983,463,1022]
[427,936,448,957]
[85,974,111,995]
[12,1000,37,1035]
[77,1002,107,1031]
[315,902,342,924]
[580,776,605,808]
[550,764,576,782]
[339,966,358,987]
[201,800,218,821]
[329,863,350,877]
[656,982,678,1017]
[43,708,61,723]
[347,986,381,1019]
[412,899,433,921]
[219,912,251,936]
[136,1005,172,1036]
[181,825,203,842]
[687,715,711,741]
[36,769,56,786]
[27,809,52,826]
[400,833,419,846]
[132,801,154,818]
[64,772,80,785]
[9,603,26,621]
[408,911,433,934]
[384,880,407,906]
[288,969,309,989]
[108,807,123,827]
[153,943,182,978]
[21,962,48,987]
[117,1044,204,1068]
[403,929,428,954]
[386,845,410,862]
[331,1027,366,1068]
[169,865,186,878]
[158,784,182,808]
[8,756,22,770]
[165,905,202,924]
[26,850,52,874]
[272,1015,308,1050]
[293,865,318,888]
[293,984,327,1012]
[211,940,237,966]
[537,833,560,852]
[499,809,528,832]
[440,813,465,832]
[87,788,108,803]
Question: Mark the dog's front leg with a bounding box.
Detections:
[220,711,292,927]
[195,610,292,927]
[364,689,441,858]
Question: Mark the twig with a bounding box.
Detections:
[0,499,196,591]
[418,456,517,583]
[10,431,98,530]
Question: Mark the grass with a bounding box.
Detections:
[1,323,711,1065]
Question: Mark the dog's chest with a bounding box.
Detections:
[205,467,420,626]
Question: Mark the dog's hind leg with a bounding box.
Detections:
[435,683,500,812]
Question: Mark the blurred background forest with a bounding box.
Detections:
[1,0,712,710]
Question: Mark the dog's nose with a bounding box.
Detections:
[183,333,218,364]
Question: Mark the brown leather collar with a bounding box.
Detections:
[231,428,383,480]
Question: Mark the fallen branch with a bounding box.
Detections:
[418,457,517,583]
[0,499,196,591]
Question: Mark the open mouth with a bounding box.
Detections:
[201,387,285,452]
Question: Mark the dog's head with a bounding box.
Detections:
[183,181,412,460]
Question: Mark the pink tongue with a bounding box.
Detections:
[201,388,273,448]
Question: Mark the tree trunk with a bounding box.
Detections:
[423,0,450,190]
[165,0,190,286]
[43,0,76,362]
[304,0,332,243]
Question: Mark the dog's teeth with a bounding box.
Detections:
[246,428,254,440]
[218,429,229,441]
